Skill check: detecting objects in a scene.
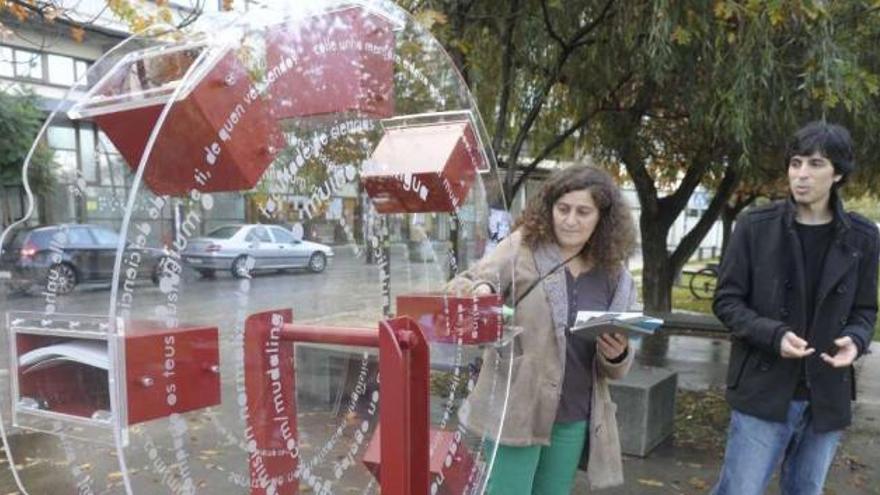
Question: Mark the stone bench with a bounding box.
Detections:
[609,364,678,457]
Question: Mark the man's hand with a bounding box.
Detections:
[820,336,858,368]
[599,333,628,361]
[780,331,815,358]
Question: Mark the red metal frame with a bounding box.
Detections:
[378,317,429,494]
[243,310,429,495]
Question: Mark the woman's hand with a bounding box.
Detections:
[472,282,493,296]
[598,333,628,361]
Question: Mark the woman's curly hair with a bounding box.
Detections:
[514,165,637,270]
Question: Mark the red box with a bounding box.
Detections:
[72,43,284,196]
[123,320,220,424]
[13,321,220,425]
[265,6,395,119]
[362,119,485,213]
[396,293,502,345]
[363,427,477,495]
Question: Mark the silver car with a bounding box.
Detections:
[182,224,334,278]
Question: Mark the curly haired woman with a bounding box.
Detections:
[448,165,639,494]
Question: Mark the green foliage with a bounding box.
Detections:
[0,90,54,194]
[672,278,714,314]
[844,194,880,224]
[405,0,880,311]
[405,0,880,194]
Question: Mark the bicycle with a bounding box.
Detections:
[689,263,719,300]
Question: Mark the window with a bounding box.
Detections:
[47,125,78,181]
[90,227,120,246]
[245,226,271,243]
[79,126,97,182]
[14,49,42,79]
[0,45,90,86]
[230,0,259,12]
[67,227,95,246]
[27,230,56,249]
[47,126,77,149]
[75,60,88,81]
[271,227,295,243]
[48,54,76,85]
[0,47,13,77]
[207,226,241,239]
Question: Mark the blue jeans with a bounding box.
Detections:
[711,401,842,495]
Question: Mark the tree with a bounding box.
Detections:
[0,90,54,225]
[591,1,880,312]
[411,0,880,312]
[0,0,219,42]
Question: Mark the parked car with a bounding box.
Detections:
[182,224,334,278]
[0,224,167,295]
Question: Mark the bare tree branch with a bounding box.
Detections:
[510,71,633,193]
[658,150,712,230]
[670,161,741,272]
[502,0,617,196]
[568,0,616,46]
[491,0,521,159]
[539,0,565,48]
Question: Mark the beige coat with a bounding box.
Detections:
[448,230,636,490]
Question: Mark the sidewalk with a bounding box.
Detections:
[573,341,880,494]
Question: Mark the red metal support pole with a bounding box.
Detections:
[243,311,430,495]
[379,317,430,495]
[279,325,379,347]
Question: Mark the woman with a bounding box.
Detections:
[449,165,638,494]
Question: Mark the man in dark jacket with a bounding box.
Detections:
[711,121,879,495]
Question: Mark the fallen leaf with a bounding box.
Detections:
[638,478,665,487]
[689,477,709,490]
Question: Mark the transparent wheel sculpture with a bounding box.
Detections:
[0,1,519,494]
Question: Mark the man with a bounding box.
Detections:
[711,121,879,495]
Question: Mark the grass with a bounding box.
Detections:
[668,268,880,341]
[630,262,716,315]
[632,261,880,342]
[672,272,715,314]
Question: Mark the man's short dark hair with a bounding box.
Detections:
[786,121,855,184]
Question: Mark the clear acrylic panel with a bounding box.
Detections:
[0,1,518,493]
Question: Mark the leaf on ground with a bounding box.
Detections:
[638,478,665,487]
[689,477,709,490]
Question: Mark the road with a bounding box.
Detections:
[0,246,495,494]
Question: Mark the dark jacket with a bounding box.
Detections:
[714,195,879,432]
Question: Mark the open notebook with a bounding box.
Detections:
[571,311,663,340]
[19,341,109,374]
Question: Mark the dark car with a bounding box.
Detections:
[0,224,166,295]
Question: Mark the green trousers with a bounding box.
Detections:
[484,420,588,495]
